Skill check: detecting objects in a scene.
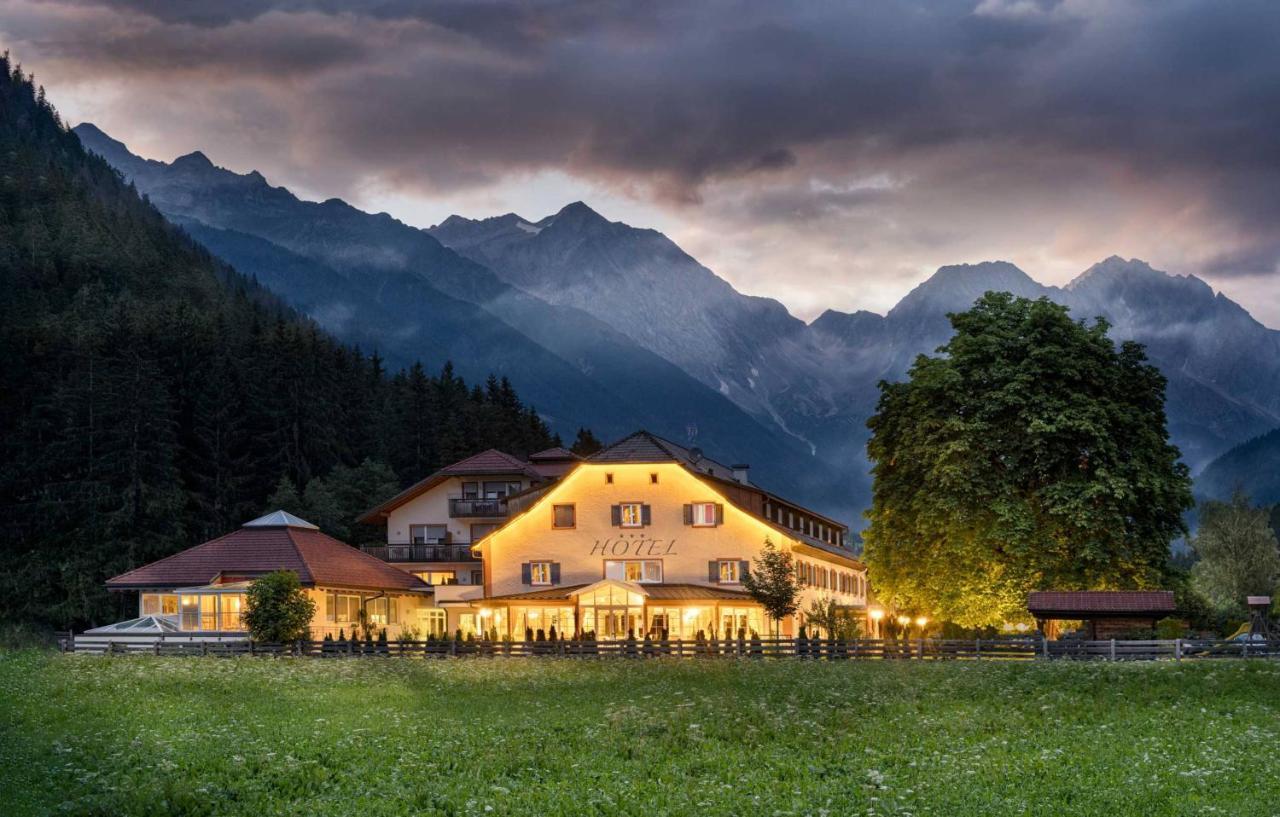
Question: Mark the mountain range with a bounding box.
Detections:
[75,123,1280,527]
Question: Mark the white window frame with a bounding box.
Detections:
[530,561,553,586]
[718,560,741,584]
[605,560,663,583]
[691,502,717,527]
[619,502,643,528]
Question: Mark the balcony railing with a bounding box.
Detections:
[449,498,508,518]
[362,544,481,563]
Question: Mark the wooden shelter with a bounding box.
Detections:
[1027,591,1177,639]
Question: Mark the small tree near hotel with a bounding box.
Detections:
[743,537,800,636]
[245,570,316,642]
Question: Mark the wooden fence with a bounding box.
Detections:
[61,634,1280,661]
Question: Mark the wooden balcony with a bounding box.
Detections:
[362,544,481,563]
[448,498,508,518]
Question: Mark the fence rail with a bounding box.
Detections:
[63,635,1280,661]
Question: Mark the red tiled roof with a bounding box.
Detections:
[440,449,541,476]
[356,449,544,523]
[1027,591,1176,615]
[528,447,580,461]
[107,524,428,592]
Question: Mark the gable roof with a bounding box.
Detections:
[1027,591,1176,616]
[106,515,429,592]
[589,430,738,478]
[356,448,544,523]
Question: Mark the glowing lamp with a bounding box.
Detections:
[897,616,911,627]
[868,608,884,622]
[915,616,928,628]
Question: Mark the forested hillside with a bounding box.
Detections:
[0,57,558,629]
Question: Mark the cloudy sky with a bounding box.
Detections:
[5,0,1280,324]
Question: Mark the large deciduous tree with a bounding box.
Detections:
[1192,492,1280,614]
[863,293,1193,627]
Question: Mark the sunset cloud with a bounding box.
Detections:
[4,0,1278,323]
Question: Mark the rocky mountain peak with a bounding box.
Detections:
[171,150,214,171]
[889,261,1047,319]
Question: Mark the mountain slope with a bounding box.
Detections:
[432,205,1280,516]
[0,60,559,627]
[1197,428,1280,505]
[75,124,853,518]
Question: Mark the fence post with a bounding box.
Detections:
[1174,639,1182,661]
[1109,639,1116,661]
[975,638,981,660]
[1041,636,1049,660]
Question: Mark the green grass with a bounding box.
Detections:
[2,652,1279,816]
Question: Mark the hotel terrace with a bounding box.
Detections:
[96,431,868,644]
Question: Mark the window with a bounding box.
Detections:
[327,592,362,624]
[470,569,484,585]
[530,562,552,585]
[421,609,447,637]
[620,503,643,527]
[413,570,456,586]
[553,504,576,528]
[219,594,246,630]
[483,480,521,499]
[470,523,498,541]
[690,502,718,527]
[200,595,218,631]
[604,560,662,583]
[718,560,741,584]
[462,481,479,500]
[410,524,447,544]
[605,473,613,484]
[650,473,659,484]
[180,595,199,630]
[366,597,390,625]
[141,593,178,616]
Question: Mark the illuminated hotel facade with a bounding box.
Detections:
[359,431,868,640]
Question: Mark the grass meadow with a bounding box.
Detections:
[2,651,1278,816]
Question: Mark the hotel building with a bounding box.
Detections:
[95,431,867,644]
[359,431,868,640]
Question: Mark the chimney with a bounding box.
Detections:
[731,463,750,484]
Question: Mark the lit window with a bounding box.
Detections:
[141,593,178,616]
[421,609,447,637]
[620,503,643,527]
[220,594,246,630]
[718,560,741,584]
[530,561,552,585]
[553,504,576,528]
[605,560,663,583]
[413,570,456,586]
[691,502,717,527]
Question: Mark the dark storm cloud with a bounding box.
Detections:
[8,0,1280,278]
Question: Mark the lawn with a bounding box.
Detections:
[2,652,1278,816]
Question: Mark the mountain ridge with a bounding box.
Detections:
[75,122,1280,528]
[74,123,854,521]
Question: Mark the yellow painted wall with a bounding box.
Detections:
[481,462,865,608]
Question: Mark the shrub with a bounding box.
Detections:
[1155,617,1187,639]
[243,571,316,642]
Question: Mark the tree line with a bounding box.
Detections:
[0,56,569,629]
